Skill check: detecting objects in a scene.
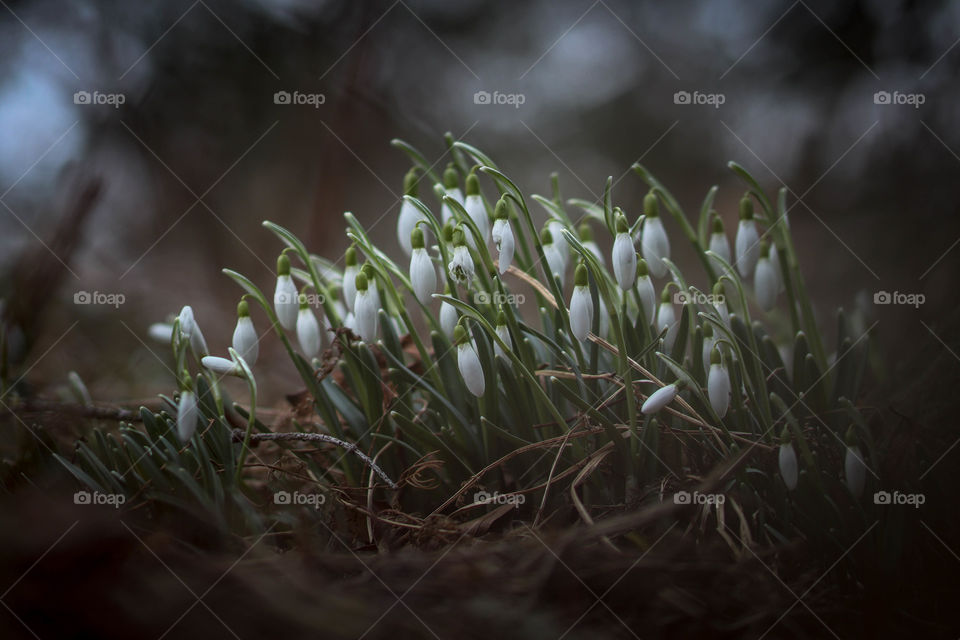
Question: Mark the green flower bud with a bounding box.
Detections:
[237,299,250,318]
[494,197,509,220]
[355,272,369,292]
[411,226,425,250]
[277,253,291,276]
[443,163,459,189]
[578,222,593,242]
[739,195,753,221]
[465,171,480,196]
[644,192,659,218]
[574,262,588,287]
[403,168,419,197]
[345,246,358,267]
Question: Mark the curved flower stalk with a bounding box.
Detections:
[273,255,299,330]
[341,247,359,313]
[578,223,605,266]
[641,381,681,415]
[735,195,760,278]
[707,346,730,417]
[636,258,656,326]
[447,228,475,285]
[409,227,437,305]
[232,300,259,365]
[455,324,485,397]
[491,198,515,275]
[439,164,463,226]
[396,168,424,256]
[178,306,209,357]
[779,434,799,490]
[640,192,670,278]
[353,272,378,342]
[541,226,566,287]
[612,214,636,291]
[708,215,732,275]
[754,241,778,312]
[296,294,322,358]
[569,263,593,343]
[463,172,490,247]
[176,375,199,442]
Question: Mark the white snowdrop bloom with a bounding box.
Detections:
[769,242,784,293]
[493,311,511,359]
[569,263,593,343]
[409,227,437,305]
[636,259,657,326]
[612,215,636,291]
[548,219,569,265]
[541,227,566,287]
[352,272,379,343]
[296,296,322,358]
[713,282,730,327]
[642,383,678,415]
[640,193,670,278]
[707,347,730,418]
[177,385,199,442]
[735,196,760,278]
[178,305,209,356]
[578,223,605,267]
[656,290,677,351]
[708,216,732,275]
[754,242,779,312]
[491,199,514,275]
[343,311,355,333]
[447,229,475,285]
[455,326,485,397]
[845,444,866,498]
[273,254,299,330]
[396,168,424,256]
[779,441,799,491]
[341,247,359,313]
[148,322,174,344]
[439,165,462,226]
[201,356,241,376]
[701,324,716,371]
[232,300,259,366]
[462,173,489,247]
[440,295,459,339]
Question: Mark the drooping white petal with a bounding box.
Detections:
[641,384,678,414]
[494,323,511,359]
[735,219,760,278]
[177,390,198,442]
[440,301,458,339]
[709,231,732,275]
[714,299,731,327]
[769,242,784,292]
[353,289,379,343]
[544,243,566,287]
[448,245,475,285]
[397,200,424,256]
[342,266,358,313]
[779,443,799,490]
[845,445,866,497]
[754,257,778,312]
[273,276,299,330]
[440,187,463,226]
[702,336,715,371]
[637,275,656,326]
[232,316,259,365]
[707,363,731,417]
[463,194,489,247]
[548,220,569,265]
[612,232,636,290]
[657,301,676,350]
[491,218,515,275]
[640,217,670,278]
[569,285,593,342]
[458,342,485,397]
[296,306,322,357]
[201,356,240,376]
[149,322,174,344]
[410,248,437,305]
[178,306,209,356]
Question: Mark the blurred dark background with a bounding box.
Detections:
[1,0,958,404]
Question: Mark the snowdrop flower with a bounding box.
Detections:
[178,306,209,356]
[409,227,437,305]
[201,356,242,376]
[439,294,459,340]
[177,377,199,442]
[232,300,258,366]
[735,196,760,278]
[462,172,490,247]
[439,164,462,226]
[360,264,381,310]
[296,294,322,358]
[341,247,359,313]
[844,431,866,497]
[454,325,485,397]
[779,438,799,491]
[396,168,424,256]
[548,219,569,266]
[612,214,636,291]
[754,241,778,312]
[636,259,656,326]
[148,322,174,344]
[448,228,475,285]
[769,242,784,293]
[713,281,730,327]
[641,381,681,415]
[569,263,593,343]
[541,227,566,287]
[273,255,299,330]
[640,192,670,278]
[707,347,730,418]
[578,223,605,266]
[656,288,677,351]
[491,198,515,275]
[701,322,716,371]
[493,309,511,359]
[353,272,378,342]
[708,216,732,275]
